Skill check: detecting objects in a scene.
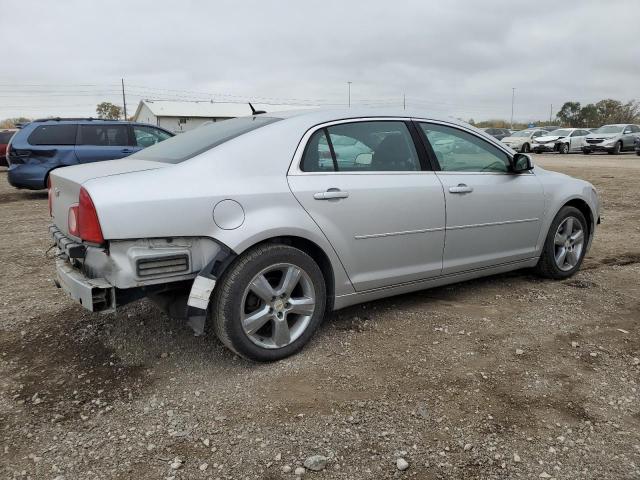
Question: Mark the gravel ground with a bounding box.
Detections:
[1,153,639,480]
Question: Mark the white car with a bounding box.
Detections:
[532,128,591,154]
[501,129,549,153]
[48,108,600,361]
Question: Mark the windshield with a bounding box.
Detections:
[512,130,533,137]
[594,125,624,134]
[128,116,281,164]
[548,129,572,137]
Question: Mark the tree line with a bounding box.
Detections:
[472,98,639,130]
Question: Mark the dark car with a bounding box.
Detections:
[0,129,18,167]
[7,118,173,189]
[481,127,511,141]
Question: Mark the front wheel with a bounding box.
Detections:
[210,243,326,361]
[521,143,530,153]
[534,206,588,279]
[559,143,569,154]
[611,141,622,155]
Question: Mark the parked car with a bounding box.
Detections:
[481,128,511,141]
[501,129,549,153]
[582,124,640,154]
[0,128,17,167]
[48,109,599,361]
[532,128,591,154]
[7,118,173,189]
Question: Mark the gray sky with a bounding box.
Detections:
[1,0,639,122]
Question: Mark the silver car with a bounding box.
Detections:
[49,109,600,361]
[582,123,640,154]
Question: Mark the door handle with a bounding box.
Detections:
[121,148,133,153]
[313,189,349,200]
[449,184,473,194]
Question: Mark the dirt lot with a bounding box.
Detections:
[1,153,639,480]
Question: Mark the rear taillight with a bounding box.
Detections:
[47,177,53,217]
[67,188,104,243]
[78,187,104,244]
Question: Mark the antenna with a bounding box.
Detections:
[249,102,266,115]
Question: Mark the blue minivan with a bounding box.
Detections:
[7,118,173,189]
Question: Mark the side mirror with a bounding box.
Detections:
[512,153,533,173]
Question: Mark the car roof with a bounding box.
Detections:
[264,107,472,129]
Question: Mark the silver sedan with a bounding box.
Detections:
[49,108,600,361]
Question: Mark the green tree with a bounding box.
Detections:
[96,102,123,120]
[579,104,599,127]
[595,99,623,124]
[557,102,582,127]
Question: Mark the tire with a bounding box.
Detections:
[521,143,530,153]
[559,143,569,155]
[611,141,622,155]
[534,206,588,279]
[582,148,591,155]
[210,243,326,361]
[636,150,640,156]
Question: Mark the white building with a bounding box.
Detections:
[133,100,310,133]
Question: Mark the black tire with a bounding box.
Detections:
[636,150,640,156]
[521,143,530,153]
[534,206,588,279]
[559,143,569,155]
[582,148,591,155]
[210,243,326,361]
[611,141,622,155]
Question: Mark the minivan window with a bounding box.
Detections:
[129,116,281,164]
[28,124,77,146]
[78,125,129,146]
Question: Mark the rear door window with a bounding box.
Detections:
[329,121,420,172]
[78,125,130,146]
[28,124,77,145]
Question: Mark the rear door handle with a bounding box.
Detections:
[313,189,349,200]
[449,184,473,194]
[121,148,133,153]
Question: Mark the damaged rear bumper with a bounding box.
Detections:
[55,257,116,312]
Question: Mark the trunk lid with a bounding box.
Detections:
[50,159,168,237]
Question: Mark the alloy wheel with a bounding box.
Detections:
[553,216,585,271]
[240,263,316,349]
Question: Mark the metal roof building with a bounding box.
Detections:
[133,100,312,133]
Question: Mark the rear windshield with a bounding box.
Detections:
[28,124,78,145]
[128,116,281,164]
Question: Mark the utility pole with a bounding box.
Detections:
[403,92,406,110]
[121,78,127,120]
[549,103,553,124]
[347,81,352,107]
[510,87,515,129]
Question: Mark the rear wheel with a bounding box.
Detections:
[521,143,530,153]
[211,243,326,361]
[534,206,588,279]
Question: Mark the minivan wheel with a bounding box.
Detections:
[521,143,530,153]
[210,243,326,361]
[534,206,588,279]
